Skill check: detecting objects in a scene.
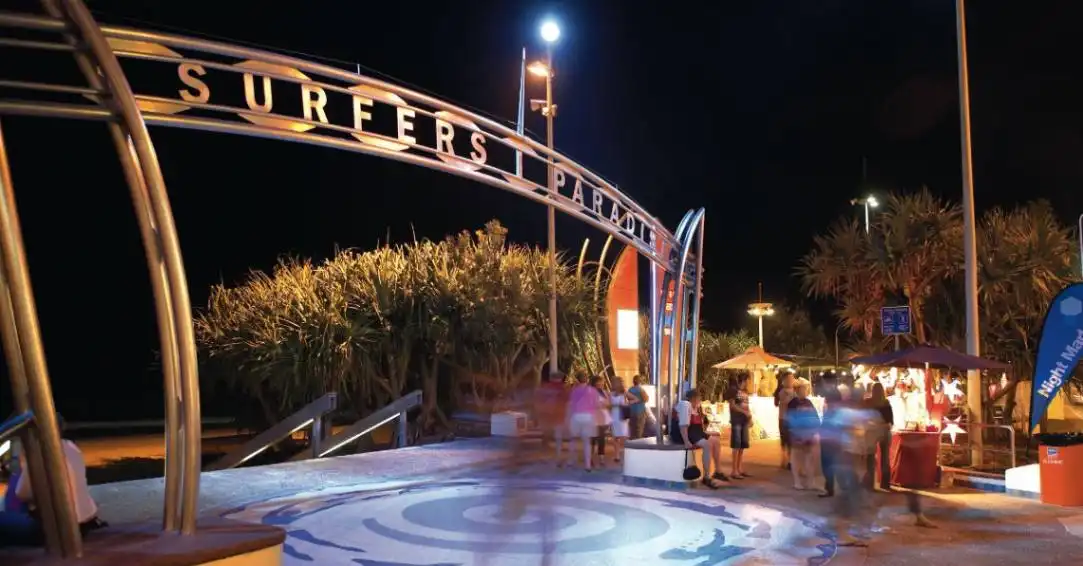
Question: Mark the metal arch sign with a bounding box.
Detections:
[85,30,678,269]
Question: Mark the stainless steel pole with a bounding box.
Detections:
[546,46,559,379]
[687,214,705,389]
[864,202,870,234]
[39,0,184,531]
[62,0,204,531]
[0,119,82,556]
[956,0,983,466]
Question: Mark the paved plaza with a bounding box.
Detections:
[84,437,1083,565]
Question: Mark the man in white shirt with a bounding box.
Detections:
[0,414,104,547]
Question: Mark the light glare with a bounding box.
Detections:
[540,20,561,43]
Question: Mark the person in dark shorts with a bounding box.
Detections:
[670,388,729,489]
[627,375,649,439]
[728,372,752,479]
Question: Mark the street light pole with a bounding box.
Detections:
[956,0,983,466]
[850,196,878,234]
[747,282,774,349]
[544,44,559,379]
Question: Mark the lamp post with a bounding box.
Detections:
[956,0,982,466]
[747,282,774,348]
[850,195,879,234]
[528,20,561,378]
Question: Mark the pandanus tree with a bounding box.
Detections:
[196,220,605,432]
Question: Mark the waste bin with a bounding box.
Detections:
[1037,433,1083,506]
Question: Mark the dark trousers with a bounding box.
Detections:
[594,425,608,455]
[821,443,838,495]
[866,430,892,489]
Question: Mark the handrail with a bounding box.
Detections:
[205,392,337,471]
[0,410,33,449]
[939,422,1017,470]
[300,390,422,460]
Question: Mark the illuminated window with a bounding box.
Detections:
[617,309,639,350]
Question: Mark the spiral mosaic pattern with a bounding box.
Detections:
[222,479,835,565]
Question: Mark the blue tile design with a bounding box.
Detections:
[223,478,836,565]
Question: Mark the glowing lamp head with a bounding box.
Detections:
[540,20,561,43]
[867,196,879,208]
[527,61,551,78]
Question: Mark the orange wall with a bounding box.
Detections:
[605,245,639,384]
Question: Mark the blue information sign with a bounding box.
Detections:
[880,306,911,336]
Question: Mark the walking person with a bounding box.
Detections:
[786,378,819,490]
[865,382,894,491]
[728,372,753,479]
[628,375,650,439]
[591,376,611,467]
[818,380,843,498]
[567,373,600,471]
[609,378,635,464]
[535,370,570,467]
[828,385,878,546]
[775,372,796,470]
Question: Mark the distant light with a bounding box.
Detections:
[540,20,561,43]
[527,61,551,77]
[867,196,879,208]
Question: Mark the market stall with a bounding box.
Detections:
[850,345,1010,488]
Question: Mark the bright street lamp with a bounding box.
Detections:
[540,20,561,43]
[531,19,560,380]
[850,195,878,234]
[747,283,773,348]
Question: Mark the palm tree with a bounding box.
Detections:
[869,189,962,344]
[797,218,885,341]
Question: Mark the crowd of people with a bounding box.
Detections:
[534,369,938,546]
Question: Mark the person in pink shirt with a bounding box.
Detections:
[567,373,602,471]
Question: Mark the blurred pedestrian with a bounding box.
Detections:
[628,375,650,438]
[818,379,842,498]
[728,372,753,479]
[609,377,635,464]
[592,376,611,466]
[567,373,600,471]
[775,372,796,470]
[865,382,894,491]
[786,378,818,490]
[535,369,570,467]
[828,385,877,546]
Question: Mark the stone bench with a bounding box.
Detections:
[1,518,285,566]
[622,436,703,490]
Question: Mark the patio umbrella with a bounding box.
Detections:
[713,346,793,369]
[848,344,1008,371]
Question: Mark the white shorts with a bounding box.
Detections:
[568,413,596,439]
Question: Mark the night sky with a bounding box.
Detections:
[2,1,1082,420]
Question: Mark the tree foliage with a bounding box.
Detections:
[196,221,603,433]
[798,191,1080,383]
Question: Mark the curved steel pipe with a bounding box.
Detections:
[41,0,184,533]
[60,0,202,534]
[667,208,705,409]
[687,213,706,389]
[0,120,82,556]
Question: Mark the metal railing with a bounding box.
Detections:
[205,392,338,471]
[297,390,422,460]
[939,422,1017,470]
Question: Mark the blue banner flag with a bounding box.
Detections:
[1030,282,1083,432]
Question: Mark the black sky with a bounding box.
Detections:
[2,1,1082,419]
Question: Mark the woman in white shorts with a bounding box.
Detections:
[566,374,601,471]
[609,378,636,464]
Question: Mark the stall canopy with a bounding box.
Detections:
[849,344,1009,371]
[713,346,793,369]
